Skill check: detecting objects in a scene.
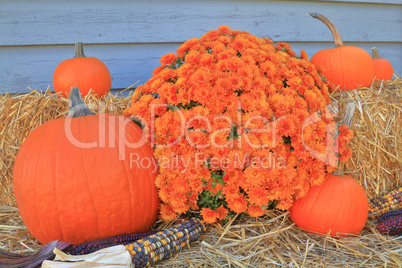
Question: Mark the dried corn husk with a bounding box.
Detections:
[41,246,132,267]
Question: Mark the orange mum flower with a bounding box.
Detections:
[339,146,352,163]
[300,49,309,61]
[248,205,266,217]
[218,25,232,34]
[228,196,248,213]
[185,50,201,65]
[222,184,241,201]
[199,53,214,66]
[277,118,296,137]
[200,207,219,224]
[216,205,229,220]
[176,38,200,55]
[160,52,177,65]
[248,187,269,207]
[338,125,354,143]
[123,25,346,223]
[160,204,177,221]
[190,68,212,86]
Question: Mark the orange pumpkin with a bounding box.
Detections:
[289,173,368,237]
[372,47,393,81]
[289,102,368,237]
[53,42,111,97]
[13,87,159,244]
[309,13,375,91]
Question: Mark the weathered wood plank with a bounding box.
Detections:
[0,0,401,46]
[0,43,180,94]
[1,42,400,94]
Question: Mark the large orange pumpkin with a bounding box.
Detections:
[289,102,368,237]
[13,87,159,244]
[309,13,375,91]
[372,47,393,81]
[53,42,112,97]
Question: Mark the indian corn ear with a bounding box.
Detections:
[368,187,402,215]
[125,218,206,267]
[376,214,402,236]
[378,208,402,222]
[69,231,157,255]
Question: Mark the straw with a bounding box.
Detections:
[0,80,401,266]
[1,207,401,267]
[0,88,134,206]
[332,78,402,199]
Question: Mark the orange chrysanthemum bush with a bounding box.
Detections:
[123,26,353,224]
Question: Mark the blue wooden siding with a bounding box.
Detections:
[1,0,401,94]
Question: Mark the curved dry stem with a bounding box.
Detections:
[309,13,343,48]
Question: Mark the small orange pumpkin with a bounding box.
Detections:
[372,47,393,81]
[309,13,375,91]
[53,42,111,97]
[289,102,368,237]
[289,173,368,237]
[13,87,159,244]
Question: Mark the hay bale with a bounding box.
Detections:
[2,80,400,205]
[0,83,401,267]
[1,207,401,267]
[332,79,402,199]
[154,211,402,267]
[0,89,133,206]
[1,80,401,204]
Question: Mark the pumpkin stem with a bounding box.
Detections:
[372,47,381,59]
[73,41,86,58]
[309,13,343,48]
[334,102,356,176]
[67,87,96,118]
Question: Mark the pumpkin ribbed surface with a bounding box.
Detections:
[53,42,111,97]
[311,46,375,90]
[13,113,159,244]
[309,13,375,91]
[289,174,368,237]
[373,58,393,81]
[372,47,393,81]
[53,56,111,97]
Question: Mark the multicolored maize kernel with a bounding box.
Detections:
[376,214,402,236]
[125,218,206,267]
[69,231,157,255]
[378,208,402,222]
[368,187,402,215]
